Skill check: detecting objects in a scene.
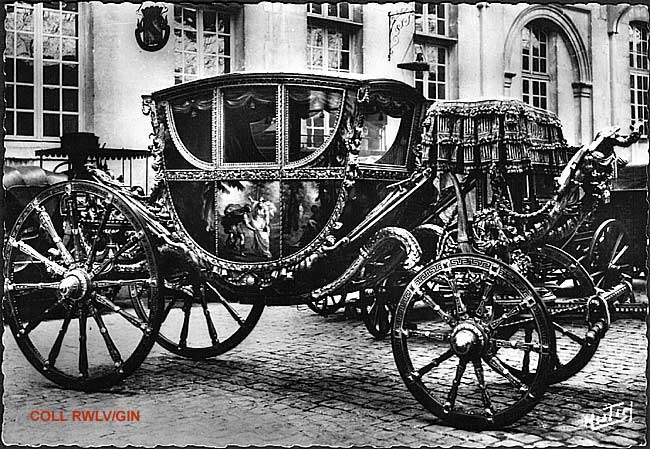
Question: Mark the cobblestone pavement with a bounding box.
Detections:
[2,302,648,447]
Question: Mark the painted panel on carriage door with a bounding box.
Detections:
[216,181,281,261]
[281,180,339,256]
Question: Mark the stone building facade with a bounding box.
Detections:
[3,2,648,191]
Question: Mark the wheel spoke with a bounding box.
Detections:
[47,310,73,367]
[78,307,89,378]
[162,296,178,321]
[198,289,220,346]
[443,358,467,413]
[20,297,68,335]
[522,328,532,377]
[414,286,457,327]
[483,354,528,393]
[405,328,450,342]
[94,278,151,289]
[493,337,544,353]
[66,194,86,262]
[206,282,244,326]
[90,234,141,278]
[552,321,585,345]
[488,295,536,331]
[89,304,124,370]
[610,244,629,267]
[178,295,193,349]
[472,359,495,420]
[34,205,74,266]
[94,293,151,333]
[85,200,115,270]
[6,281,60,292]
[440,272,467,317]
[412,348,454,379]
[8,238,66,276]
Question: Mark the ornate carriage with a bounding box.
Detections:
[3,72,642,429]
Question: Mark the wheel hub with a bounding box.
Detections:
[59,269,91,301]
[450,322,486,358]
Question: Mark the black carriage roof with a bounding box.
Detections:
[149,71,426,102]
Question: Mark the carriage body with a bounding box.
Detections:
[146,72,430,302]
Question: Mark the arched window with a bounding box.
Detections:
[629,21,648,135]
[521,22,549,109]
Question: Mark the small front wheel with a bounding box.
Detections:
[392,254,555,429]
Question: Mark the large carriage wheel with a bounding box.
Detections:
[525,245,603,384]
[392,254,554,429]
[145,279,265,360]
[3,181,163,391]
[588,219,631,289]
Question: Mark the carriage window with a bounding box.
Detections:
[359,102,412,166]
[223,87,277,164]
[171,93,213,164]
[287,87,343,163]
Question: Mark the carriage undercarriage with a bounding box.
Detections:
[3,72,644,430]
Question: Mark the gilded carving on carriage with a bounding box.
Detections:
[3,71,644,431]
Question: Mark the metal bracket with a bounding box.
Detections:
[388,9,415,61]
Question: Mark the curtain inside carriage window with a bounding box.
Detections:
[359,96,413,166]
[223,87,277,164]
[171,95,213,163]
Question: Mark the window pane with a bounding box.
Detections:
[310,3,322,15]
[16,33,34,58]
[220,36,230,55]
[17,112,34,135]
[7,86,15,108]
[6,111,15,135]
[43,10,60,34]
[438,83,445,100]
[339,2,349,19]
[6,58,15,82]
[328,4,336,16]
[63,114,79,133]
[62,38,77,61]
[204,34,218,54]
[184,31,197,52]
[62,63,78,86]
[15,7,34,32]
[62,2,77,12]
[287,86,343,162]
[63,89,78,112]
[183,8,196,30]
[16,85,34,109]
[43,35,60,59]
[43,87,60,111]
[170,92,213,162]
[341,52,349,71]
[204,55,219,76]
[184,53,197,74]
[223,86,277,164]
[218,14,230,34]
[203,10,216,32]
[6,33,14,56]
[16,58,34,83]
[44,114,60,136]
